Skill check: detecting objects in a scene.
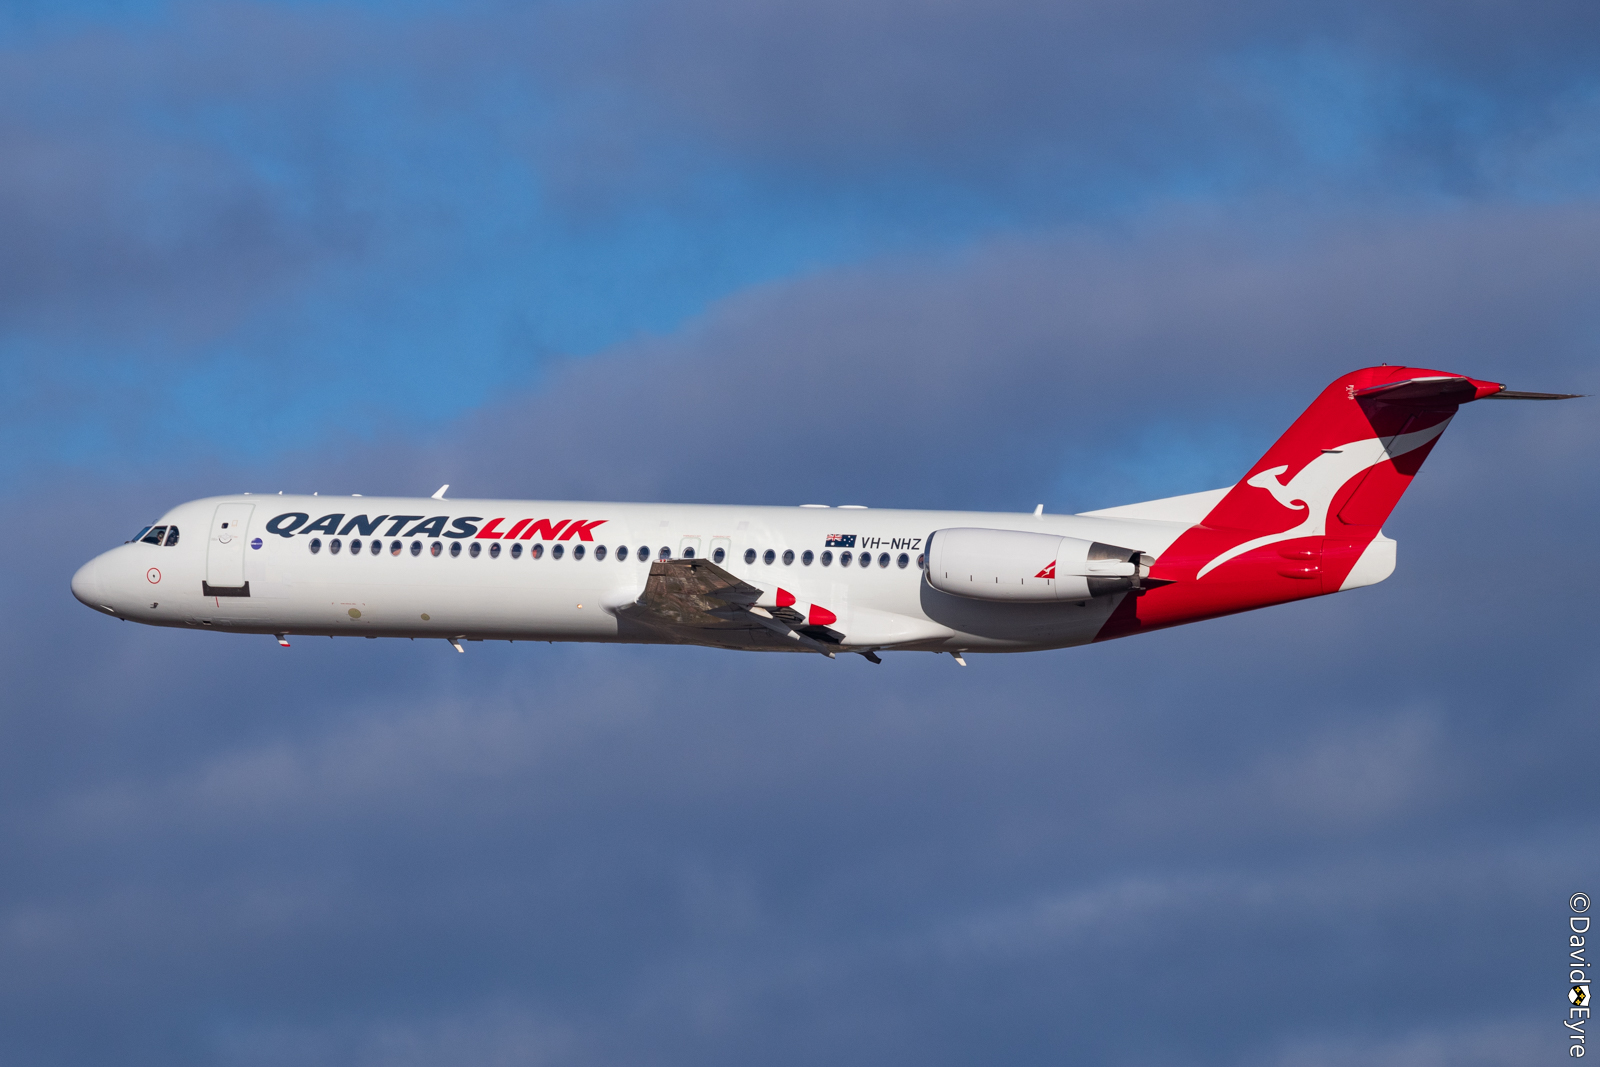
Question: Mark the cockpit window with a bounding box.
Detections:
[130,526,152,544]
[141,526,167,545]
[164,526,180,547]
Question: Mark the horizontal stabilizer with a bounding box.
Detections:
[1482,389,1584,400]
[1353,375,1582,404]
[1351,375,1500,405]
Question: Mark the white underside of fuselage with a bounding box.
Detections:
[74,494,1202,655]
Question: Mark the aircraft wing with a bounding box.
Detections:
[616,558,839,655]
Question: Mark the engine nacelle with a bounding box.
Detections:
[924,527,1148,602]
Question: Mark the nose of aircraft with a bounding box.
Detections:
[71,555,105,610]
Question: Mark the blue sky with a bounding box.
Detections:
[2,2,1599,1064]
[6,0,1600,483]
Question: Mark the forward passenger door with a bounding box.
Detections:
[205,503,255,594]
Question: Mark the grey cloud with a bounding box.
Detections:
[538,0,1600,188]
[0,3,476,344]
[10,0,1600,356]
[1253,1018,1542,1067]
[416,201,1600,514]
[0,114,358,341]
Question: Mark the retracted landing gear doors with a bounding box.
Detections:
[204,503,254,597]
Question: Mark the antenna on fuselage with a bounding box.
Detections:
[432,484,449,499]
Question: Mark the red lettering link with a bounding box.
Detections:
[558,519,608,542]
[502,518,532,540]
[518,520,571,540]
[475,517,508,539]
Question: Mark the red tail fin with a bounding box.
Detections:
[1196,369,1501,555]
[1097,367,1503,639]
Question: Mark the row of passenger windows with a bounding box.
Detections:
[303,537,922,570]
[308,538,666,560]
[131,525,180,547]
[737,547,915,569]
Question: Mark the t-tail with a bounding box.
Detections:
[1097,366,1580,639]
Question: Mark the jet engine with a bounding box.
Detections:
[923,528,1153,602]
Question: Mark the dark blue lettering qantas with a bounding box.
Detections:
[266,513,608,541]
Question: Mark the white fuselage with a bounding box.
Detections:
[71,494,1202,655]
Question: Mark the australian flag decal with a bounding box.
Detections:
[825,534,856,548]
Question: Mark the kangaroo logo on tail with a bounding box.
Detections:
[1244,465,1308,512]
[1196,420,1450,579]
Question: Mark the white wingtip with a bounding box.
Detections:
[432,484,449,499]
[448,637,465,653]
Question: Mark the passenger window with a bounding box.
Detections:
[431,541,443,557]
[616,545,628,561]
[350,539,363,554]
[370,539,381,556]
[840,551,852,567]
[142,526,166,545]
[637,546,649,562]
[897,552,910,569]
[595,545,608,561]
[712,547,725,564]
[821,550,833,566]
[782,549,794,565]
[879,552,890,568]
[469,542,481,558]
[450,541,462,557]
[573,545,586,560]
[164,527,180,547]
[391,540,402,556]
[330,538,343,555]
[411,540,422,556]
[859,552,871,568]
[802,550,814,566]
[917,553,925,569]
[744,548,757,564]
[763,549,775,565]
[489,542,501,558]
[531,543,544,559]
[553,544,565,559]
[511,543,522,558]
[658,546,669,559]
[682,546,694,559]
[310,538,322,554]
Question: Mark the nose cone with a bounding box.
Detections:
[71,555,105,610]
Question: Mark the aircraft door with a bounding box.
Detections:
[678,536,702,560]
[206,503,255,594]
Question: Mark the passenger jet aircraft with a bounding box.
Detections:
[72,367,1575,662]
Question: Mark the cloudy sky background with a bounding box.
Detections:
[3,1,1599,1063]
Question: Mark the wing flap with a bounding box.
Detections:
[616,558,837,655]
